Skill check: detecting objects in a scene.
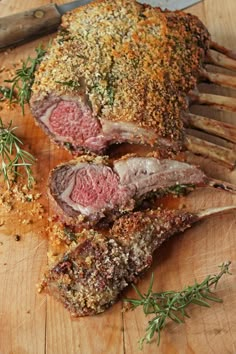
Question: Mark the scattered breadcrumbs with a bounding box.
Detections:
[0,177,46,235]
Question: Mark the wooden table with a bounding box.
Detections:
[0,1,236,353]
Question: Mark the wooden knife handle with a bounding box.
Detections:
[0,4,61,51]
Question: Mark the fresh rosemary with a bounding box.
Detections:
[3,45,46,114]
[0,118,35,188]
[124,261,232,348]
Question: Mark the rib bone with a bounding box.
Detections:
[207,179,236,194]
[200,69,236,90]
[185,134,236,169]
[40,205,236,317]
[189,92,236,112]
[206,50,236,71]
[184,113,236,144]
[210,41,236,60]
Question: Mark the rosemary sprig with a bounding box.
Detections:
[0,118,35,188]
[3,45,46,114]
[124,261,232,348]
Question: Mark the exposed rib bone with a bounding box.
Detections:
[183,112,236,144]
[189,92,236,112]
[206,50,236,71]
[197,205,236,220]
[210,41,236,60]
[185,134,236,169]
[207,178,236,194]
[200,69,236,89]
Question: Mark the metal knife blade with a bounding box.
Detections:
[57,0,202,15]
[138,0,202,10]
[0,0,202,51]
[56,0,92,15]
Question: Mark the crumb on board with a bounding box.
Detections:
[0,219,5,227]
[0,179,47,234]
[15,234,21,241]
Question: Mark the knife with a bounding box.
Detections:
[0,0,202,51]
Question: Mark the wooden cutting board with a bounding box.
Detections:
[0,1,236,353]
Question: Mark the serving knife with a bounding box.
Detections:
[0,0,202,51]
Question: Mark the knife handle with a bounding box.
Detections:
[0,4,61,51]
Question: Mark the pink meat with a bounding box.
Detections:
[70,165,132,209]
[49,101,101,144]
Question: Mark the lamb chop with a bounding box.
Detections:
[39,206,236,316]
[48,154,236,227]
[30,0,236,168]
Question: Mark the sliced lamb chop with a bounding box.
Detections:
[30,0,236,167]
[39,206,236,317]
[48,155,236,226]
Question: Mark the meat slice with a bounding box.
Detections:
[30,0,209,154]
[48,155,207,225]
[39,208,197,316]
[40,206,235,316]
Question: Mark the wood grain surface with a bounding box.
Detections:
[0,1,236,353]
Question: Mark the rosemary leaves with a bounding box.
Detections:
[0,118,35,188]
[3,45,46,114]
[124,261,232,348]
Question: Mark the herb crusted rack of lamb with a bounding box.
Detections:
[33,0,236,319]
[48,154,236,227]
[40,206,235,316]
[30,0,210,155]
[40,209,198,316]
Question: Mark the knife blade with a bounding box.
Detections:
[0,0,202,51]
[138,0,202,10]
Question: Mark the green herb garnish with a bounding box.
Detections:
[64,227,77,242]
[3,45,46,114]
[64,142,74,151]
[107,86,115,105]
[55,80,80,89]
[125,261,231,348]
[0,118,35,188]
[166,183,195,196]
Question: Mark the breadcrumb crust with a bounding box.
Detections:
[31,0,209,143]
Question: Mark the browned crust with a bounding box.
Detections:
[40,208,198,316]
[31,0,209,146]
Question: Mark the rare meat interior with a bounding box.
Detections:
[49,155,207,225]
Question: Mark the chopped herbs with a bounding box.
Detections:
[64,227,77,242]
[166,183,195,196]
[124,261,232,348]
[0,118,35,188]
[55,80,81,89]
[107,86,115,105]
[57,28,72,44]
[64,142,74,151]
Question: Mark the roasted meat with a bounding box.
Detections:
[30,0,209,155]
[48,155,207,225]
[36,0,236,317]
[48,154,236,226]
[40,206,235,316]
[40,208,197,316]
